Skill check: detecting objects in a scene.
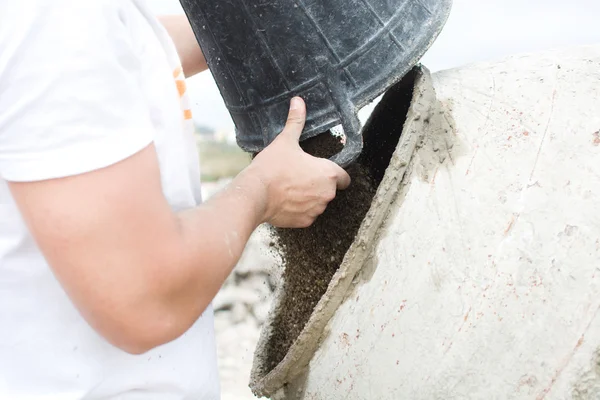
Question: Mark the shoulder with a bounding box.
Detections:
[0,0,157,182]
[0,0,142,79]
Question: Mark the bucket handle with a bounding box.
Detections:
[329,108,363,168]
[321,64,363,168]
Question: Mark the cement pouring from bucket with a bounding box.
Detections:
[179,0,452,167]
[253,66,433,398]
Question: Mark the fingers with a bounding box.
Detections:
[281,97,306,142]
[336,168,351,190]
[327,162,351,190]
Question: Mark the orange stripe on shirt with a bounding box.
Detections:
[175,80,187,97]
[172,66,183,78]
[183,109,193,120]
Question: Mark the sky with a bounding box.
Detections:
[146,0,600,131]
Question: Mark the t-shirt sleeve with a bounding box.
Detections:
[0,1,155,182]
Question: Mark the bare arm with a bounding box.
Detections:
[159,15,208,76]
[9,98,350,354]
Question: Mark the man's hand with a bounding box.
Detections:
[8,97,348,354]
[244,97,350,228]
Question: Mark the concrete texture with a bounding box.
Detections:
[260,45,600,399]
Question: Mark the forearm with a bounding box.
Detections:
[96,171,268,353]
[158,172,266,330]
[10,146,266,354]
[159,15,208,76]
[10,98,348,354]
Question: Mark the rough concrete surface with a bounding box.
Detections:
[283,45,600,399]
[216,45,600,400]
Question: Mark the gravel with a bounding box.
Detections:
[215,225,277,400]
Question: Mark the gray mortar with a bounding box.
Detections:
[250,66,440,398]
[572,349,600,400]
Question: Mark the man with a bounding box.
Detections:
[0,0,350,398]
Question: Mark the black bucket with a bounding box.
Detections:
[180,0,452,166]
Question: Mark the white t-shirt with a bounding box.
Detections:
[0,0,219,398]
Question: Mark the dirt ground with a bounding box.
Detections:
[214,225,277,400]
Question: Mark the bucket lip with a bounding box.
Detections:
[234,0,454,153]
[249,65,439,398]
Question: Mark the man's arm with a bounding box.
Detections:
[9,98,350,354]
[160,15,208,77]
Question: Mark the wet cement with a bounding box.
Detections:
[266,133,377,369]
[263,68,417,370]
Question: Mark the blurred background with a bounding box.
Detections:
[145,1,600,398]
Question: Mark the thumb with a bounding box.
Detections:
[281,97,306,142]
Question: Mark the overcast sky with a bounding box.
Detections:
[146,0,600,131]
